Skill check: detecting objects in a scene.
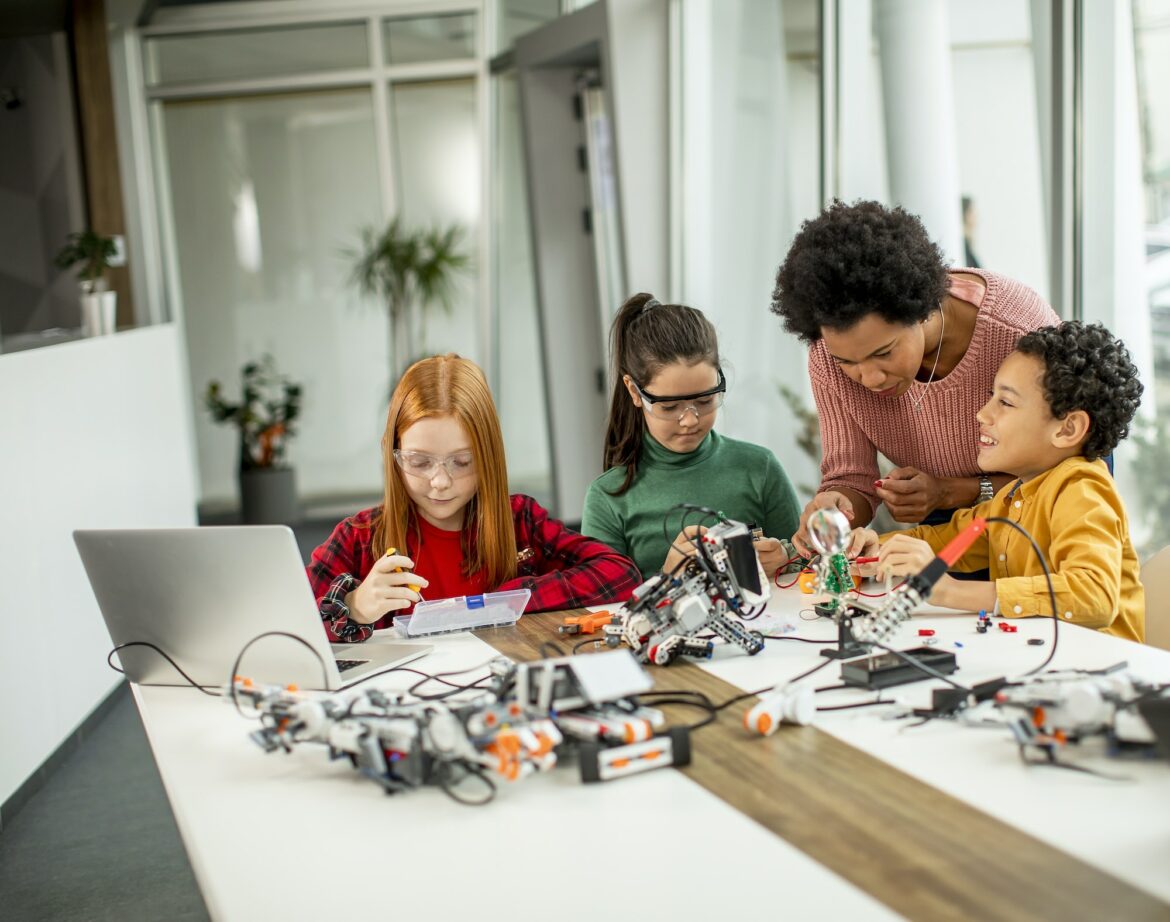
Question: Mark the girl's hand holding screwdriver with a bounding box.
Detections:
[345,548,429,624]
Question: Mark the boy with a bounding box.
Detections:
[852,322,1145,642]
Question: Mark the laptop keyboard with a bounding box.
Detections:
[336,658,370,673]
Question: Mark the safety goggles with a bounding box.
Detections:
[633,368,726,421]
[392,449,476,480]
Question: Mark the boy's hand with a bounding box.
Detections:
[753,536,790,579]
[663,525,706,574]
[346,553,429,624]
[846,528,881,576]
[792,491,855,557]
[876,534,935,579]
[875,467,945,523]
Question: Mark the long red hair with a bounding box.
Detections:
[372,354,516,588]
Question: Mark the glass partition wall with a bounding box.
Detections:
[144,10,483,508]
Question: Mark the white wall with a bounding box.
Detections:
[0,325,198,806]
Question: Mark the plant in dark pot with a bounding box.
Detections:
[204,356,303,525]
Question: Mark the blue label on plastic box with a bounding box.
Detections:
[467,595,485,608]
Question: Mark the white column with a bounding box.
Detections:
[1080,0,1155,545]
[1081,0,1154,387]
[873,0,963,262]
[838,0,889,202]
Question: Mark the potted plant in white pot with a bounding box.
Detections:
[54,229,118,336]
[349,217,471,381]
[204,355,303,525]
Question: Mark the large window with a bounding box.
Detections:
[144,10,482,507]
[677,0,822,496]
[836,0,1049,298]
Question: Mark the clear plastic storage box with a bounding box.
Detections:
[393,588,531,637]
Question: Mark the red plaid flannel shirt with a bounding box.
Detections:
[306,494,640,642]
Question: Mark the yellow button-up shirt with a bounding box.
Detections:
[892,456,1144,642]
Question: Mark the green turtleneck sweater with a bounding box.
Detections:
[580,430,800,579]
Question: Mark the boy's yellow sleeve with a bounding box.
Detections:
[994,478,1124,629]
[879,502,992,573]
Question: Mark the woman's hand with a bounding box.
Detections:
[345,552,429,625]
[753,537,791,579]
[791,491,855,558]
[874,466,946,523]
[846,528,881,576]
[663,525,706,574]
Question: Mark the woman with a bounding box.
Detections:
[770,199,1058,557]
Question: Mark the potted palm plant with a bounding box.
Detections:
[349,217,471,380]
[54,229,119,336]
[205,355,303,525]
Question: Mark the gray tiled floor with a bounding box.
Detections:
[0,518,338,921]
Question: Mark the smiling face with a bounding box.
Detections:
[976,351,1087,481]
[820,313,930,398]
[396,415,479,531]
[625,360,721,453]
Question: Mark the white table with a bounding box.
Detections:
[700,588,1170,904]
[134,629,897,922]
[131,587,1170,920]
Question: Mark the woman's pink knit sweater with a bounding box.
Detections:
[809,269,1059,515]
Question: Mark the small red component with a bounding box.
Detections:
[917,628,936,636]
[999,623,1018,633]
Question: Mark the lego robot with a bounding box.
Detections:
[232,649,691,797]
[606,517,770,665]
[992,667,1169,761]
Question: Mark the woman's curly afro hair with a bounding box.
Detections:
[771,199,950,343]
[1015,322,1143,461]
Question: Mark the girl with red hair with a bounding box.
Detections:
[307,354,639,642]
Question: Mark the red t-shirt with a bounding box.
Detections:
[409,515,490,606]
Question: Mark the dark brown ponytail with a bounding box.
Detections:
[603,292,720,494]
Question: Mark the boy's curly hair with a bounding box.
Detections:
[770,199,950,343]
[1015,322,1143,460]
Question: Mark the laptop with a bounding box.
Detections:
[74,526,431,691]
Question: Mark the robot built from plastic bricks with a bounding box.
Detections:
[232,649,691,801]
[606,518,771,665]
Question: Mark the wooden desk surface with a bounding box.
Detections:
[479,611,1170,922]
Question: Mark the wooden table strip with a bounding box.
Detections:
[477,613,1169,922]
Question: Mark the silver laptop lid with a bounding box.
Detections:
[74,526,430,690]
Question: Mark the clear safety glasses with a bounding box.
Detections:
[634,368,726,422]
[392,449,476,480]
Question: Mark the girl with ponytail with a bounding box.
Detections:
[581,294,800,579]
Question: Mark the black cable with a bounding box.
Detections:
[634,695,719,731]
[784,656,835,686]
[228,631,331,719]
[984,517,1059,676]
[402,659,502,700]
[817,699,893,712]
[106,642,223,697]
[761,634,836,644]
[436,761,497,806]
[538,641,566,659]
[571,637,603,655]
[631,688,720,732]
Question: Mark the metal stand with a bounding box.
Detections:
[817,603,869,660]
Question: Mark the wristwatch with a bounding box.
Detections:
[976,474,995,504]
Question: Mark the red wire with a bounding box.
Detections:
[851,580,906,598]
[775,571,803,589]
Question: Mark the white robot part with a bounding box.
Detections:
[743,685,816,736]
